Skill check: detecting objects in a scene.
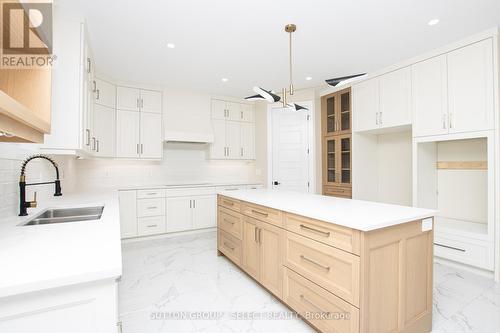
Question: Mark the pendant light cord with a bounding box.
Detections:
[289,31,294,95]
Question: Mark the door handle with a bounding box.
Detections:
[273,181,280,186]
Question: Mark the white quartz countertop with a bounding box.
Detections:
[0,191,122,298]
[219,189,437,232]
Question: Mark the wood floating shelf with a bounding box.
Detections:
[436,161,487,170]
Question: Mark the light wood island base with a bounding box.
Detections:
[217,194,434,333]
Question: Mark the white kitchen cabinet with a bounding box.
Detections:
[211,119,227,159]
[226,121,241,159]
[240,104,255,122]
[378,67,412,129]
[412,55,449,137]
[93,104,116,157]
[94,78,116,109]
[211,99,245,121]
[192,195,216,229]
[138,216,166,236]
[166,197,192,233]
[116,87,140,111]
[116,110,140,158]
[211,100,227,120]
[140,90,162,114]
[353,78,379,132]
[240,122,255,159]
[447,38,494,133]
[226,102,242,121]
[118,190,138,238]
[140,112,163,159]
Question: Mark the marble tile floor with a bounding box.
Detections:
[118,231,500,333]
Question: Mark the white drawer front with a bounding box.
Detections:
[166,187,215,197]
[138,216,165,236]
[434,236,492,270]
[137,189,166,199]
[137,198,165,217]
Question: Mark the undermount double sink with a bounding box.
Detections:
[22,206,104,226]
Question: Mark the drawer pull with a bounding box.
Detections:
[300,294,330,314]
[251,209,268,217]
[300,224,331,237]
[223,200,235,206]
[224,242,235,250]
[146,192,157,195]
[146,224,158,228]
[434,243,466,252]
[223,218,235,225]
[327,188,345,193]
[147,206,158,209]
[300,255,330,271]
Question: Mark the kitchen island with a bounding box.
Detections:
[217,189,436,333]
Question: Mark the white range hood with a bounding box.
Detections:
[164,130,214,144]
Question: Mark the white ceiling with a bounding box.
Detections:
[63,0,500,98]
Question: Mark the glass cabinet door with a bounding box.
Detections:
[325,137,337,184]
[339,136,351,184]
[325,96,336,135]
[340,90,351,132]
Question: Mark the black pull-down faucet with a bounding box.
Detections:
[19,155,62,216]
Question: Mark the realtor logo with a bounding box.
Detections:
[1,0,53,68]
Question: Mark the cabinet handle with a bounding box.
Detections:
[300,254,330,271]
[96,139,99,153]
[147,206,157,209]
[96,89,100,100]
[86,58,91,73]
[92,80,96,92]
[189,200,192,208]
[240,111,243,119]
[254,227,258,242]
[299,224,331,237]
[86,129,90,146]
[434,243,466,252]
[375,112,379,125]
[141,99,144,108]
[223,200,234,206]
[136,143,140,154]
[146,192,157,196]
[240,147,243,157]
[442,114,446,129]
[137,99,140,108]
[449,113,453,129]
[141,144,144,154]
[251,209,268,217]
[223,242,235,250]
[379,111,383,125]
[193,199,195,208]
[223,218,235,225]
[258,228,262,244]
[92,137,96,151]
[147,224,158,228]
[300,295,330,314]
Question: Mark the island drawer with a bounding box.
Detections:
[284,231,360,307]
[323,185,352,198]
[138,216,166,236]
[285,213,360,255]
[241,202,282,227]
[218,229,242,266]
[137,189,166,199]
[137,198,166,217]
[283,267,359,333]
[218,195,241,212]
[218,207,243,240]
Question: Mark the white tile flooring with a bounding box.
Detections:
[118,231,500,333]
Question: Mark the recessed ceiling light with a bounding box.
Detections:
[305,76,312,81]
[428,19,440,26]
[166,42,176,49]
[221,78,229,82]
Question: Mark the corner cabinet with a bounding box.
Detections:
[321,88,352,198]
[115,87,163,159]
[210,99,255,160]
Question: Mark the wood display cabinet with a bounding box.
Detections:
[321,88,352,198]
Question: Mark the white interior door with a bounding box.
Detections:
[271,107,310,193]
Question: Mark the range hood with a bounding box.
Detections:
[164,130,214,144]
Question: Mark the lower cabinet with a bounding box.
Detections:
[166,194,216,232]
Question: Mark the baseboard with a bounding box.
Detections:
[434,257,495,280]
[121,227,216,244]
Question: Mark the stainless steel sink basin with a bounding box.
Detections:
[22,206,104,226]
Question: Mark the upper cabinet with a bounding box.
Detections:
[353,67,411,132]
[94,78,116,109]
[210,99,255,160]
[322,88,351,136]
[116,87,140,111]
[413,38,494,137]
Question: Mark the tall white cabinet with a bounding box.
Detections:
[210,99,255,160]
[116,87,163,159]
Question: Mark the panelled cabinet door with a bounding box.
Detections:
[240,104,255,122]
[192,195,216,229]
[226,102,242,121]
[338,135,352,186]
[323,136,338,185]
[166,197,192,232]
[242,218,260,280]
[259,222,283,298]
[139,112,163,159]
[82,78,94,153]
[240,122,255,159]
[322,93,337,136]
[140,90,162,114]
[379,67,412,128]
[338,89,352,134]
[352,78,379,132]
[226,121,241,159]
[94,78,116,109]
[116,110,140,158]
[93,104,116,157]
[211,100,227,120]
[119,190,137,238]
[117,86,140,111]
[210,119,227,159]
[412,55,449,137]
[447,38,494,133]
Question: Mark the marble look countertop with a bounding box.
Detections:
[219,189,437,232]
[0,191,122,298]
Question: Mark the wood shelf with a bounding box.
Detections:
[436,161,487,170]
